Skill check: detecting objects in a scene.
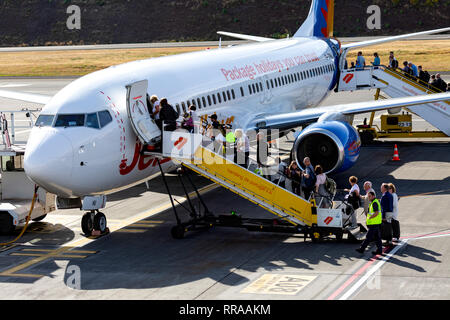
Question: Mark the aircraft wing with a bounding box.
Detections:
[342,27,450,50]
[247,92,450,131]
[0,89,52,105]
[217,31,273,42]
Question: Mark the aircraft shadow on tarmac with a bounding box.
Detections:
[59,219,443,291]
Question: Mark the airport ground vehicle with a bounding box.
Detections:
[0,111,56,235]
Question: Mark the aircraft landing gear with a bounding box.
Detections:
[81,210,109,237]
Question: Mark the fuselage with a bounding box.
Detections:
[24,37,340,198]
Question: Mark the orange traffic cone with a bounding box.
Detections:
[392,144,401,161]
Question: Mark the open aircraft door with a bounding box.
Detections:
[126,80,161,144]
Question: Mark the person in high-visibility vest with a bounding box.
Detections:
[224,125,236,162]
[356,191,383,255]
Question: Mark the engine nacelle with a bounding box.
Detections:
[292,121,361,173]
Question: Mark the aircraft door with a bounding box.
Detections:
[126,80,161,144]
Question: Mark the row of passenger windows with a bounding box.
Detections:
[35,110,113,129]
[174,63,335,113]
[249,63,336,95]
[175,89,237,114]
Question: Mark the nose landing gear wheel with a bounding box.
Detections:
[81,212,94,236]
[94,212,107,234]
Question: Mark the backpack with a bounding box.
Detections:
[325,177,337,196]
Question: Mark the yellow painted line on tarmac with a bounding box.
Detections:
[0,247,98,279]
[129,223,158,227]
[0,182,218,279]
[114,229,148,233]
[141,220,164,224]
[11,253,88,259]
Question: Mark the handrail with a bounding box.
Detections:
[345,65,444,94]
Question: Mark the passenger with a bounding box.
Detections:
[418,66,430,85]
[224,124,236,162]
[181,112,194,133]
[402,61,413,77]
[388,183,400,242]
[214,125,226,155]
[188,105,198,131]
[271,157,288,188]
[159,98,179,132]
[256,132,269,178]
[208,114,221,140]
[149,95,161,127]
[314,165,330,208]
[388,51,399,69]
[344,176,360,228]
[288,161,302,196]
[356,191,383,256]
[355,51,366,70]
[149,95,160,117]
[350,62,355,69]
[302,157,316,200]
[361,181,376,217]
[436,74,448,92]
[371,52,380,68]
[380,183,394,247]
[235,129,250,168]
[408,62,419,78]
[430,74,439,90]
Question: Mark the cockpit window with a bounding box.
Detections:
[98,110,113,128]
[55,114,85,127]
[35,115,54,127]
[86,113,100,129]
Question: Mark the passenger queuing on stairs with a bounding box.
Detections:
[408,62,419,77]
[235,129,250,169]
[371,52,380,68]
[159,98,179,132]
[287,161,302,196]
[435,74,447,92]
[418,66,430,84]
[355,51,366,70]
[302,157,316,200]
[388,51,399,69]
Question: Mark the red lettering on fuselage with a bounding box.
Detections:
[119,141,171,175]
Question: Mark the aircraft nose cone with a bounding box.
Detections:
[24,128,74,197]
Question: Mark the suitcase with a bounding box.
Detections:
[391,219,401,239]
[381,221,393,241]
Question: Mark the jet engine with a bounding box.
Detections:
[292,121,361,173]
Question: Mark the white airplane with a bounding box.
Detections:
[0,0,449,234]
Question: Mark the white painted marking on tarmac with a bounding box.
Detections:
[339,240,408,300]
[338,231,450,300]
[241,274,317,296]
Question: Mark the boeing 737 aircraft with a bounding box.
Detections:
[0,0,449,234]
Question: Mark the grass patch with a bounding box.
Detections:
[0,40,448,77]
[346,40,450,72]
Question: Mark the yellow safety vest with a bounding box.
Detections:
[226,132,236,143]
[367,199,382,226]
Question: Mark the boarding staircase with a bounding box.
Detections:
[337,66,450,136]
[144,130,367,241]
[126,80,365,241]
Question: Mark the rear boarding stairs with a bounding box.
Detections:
[337,65,450,137]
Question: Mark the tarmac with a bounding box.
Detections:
[0,78,449,300]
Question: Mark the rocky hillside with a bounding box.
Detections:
[0,0,449,46]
